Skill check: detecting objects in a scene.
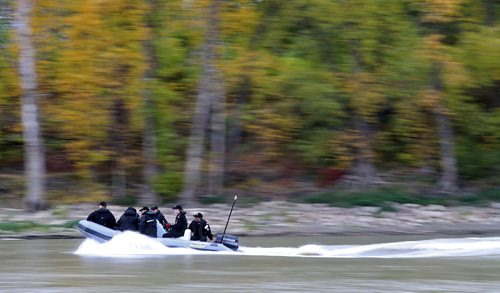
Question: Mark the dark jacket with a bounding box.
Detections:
[138,211,157,237]
[162,211,187,238]
[154,210,168,228]
[188,219,213,242]
[116,207,139,231]
[87,208,116,229]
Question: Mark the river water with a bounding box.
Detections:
[1,234,500,292]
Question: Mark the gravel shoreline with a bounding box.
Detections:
[2,202,500,239]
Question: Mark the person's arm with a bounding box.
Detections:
[161,215,168,226]
[205,223,213,240]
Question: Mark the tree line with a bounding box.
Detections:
[0,0,498,210]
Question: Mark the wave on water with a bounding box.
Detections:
[74,232,500,258]
[243,237,500,258]
[75,231,204,257]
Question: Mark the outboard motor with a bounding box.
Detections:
[215,233,239,251]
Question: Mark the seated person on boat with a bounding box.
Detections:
[116,207,139,231]
[138,206,157,237]
[162,204,187,238]
[189,212,213,242]
[87,201,116,229]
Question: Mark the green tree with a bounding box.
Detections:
[453,1,500,179]
[409,0,476,192]
[0,0,21,166]
[252,0,420,188]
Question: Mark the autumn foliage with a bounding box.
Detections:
[0,0,499,206]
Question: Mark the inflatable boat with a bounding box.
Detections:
[76,219,239,252]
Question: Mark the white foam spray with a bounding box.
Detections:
[74,233,500,258]
[75,231,196,257]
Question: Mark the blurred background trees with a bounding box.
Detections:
[14,0,46,210]
[0,0,498,209]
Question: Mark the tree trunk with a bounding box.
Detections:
[15,0,47,211]
[435,110,458,192]
[206,0,225,196]
[207,81,226,196]
[484,0,496,26]
[352,116,378,186]
[141,0,159,205]
[110,98,127,199]
[180,76,211,203]
[181,0,224,203]
[349,46,379,188]
[430,62,458,193]
[141,98,158,204]
[226,76,250,181]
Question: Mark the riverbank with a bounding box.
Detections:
[2,201,500,239]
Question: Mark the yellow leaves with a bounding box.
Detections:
[442,59,470,88]
[418,88,442,109]
[329,130,358,169]
[53,0,147,96]
[417,35,470,90]
[246,110,297,142]
[411,0,468,23]
[30,0,148,176]
[245,109,299,158]
[424,34,446,51]
[43,1,107,92]
[220,1,258,38]
[343,72,384,121]
[418,34,447,63]
[0,52,20,105]
[52,101,109,135]
[223,50,286,110]
[416,86,453,117]
[392,97,440,166]
[223,50,276,89]
[64,139,108,178]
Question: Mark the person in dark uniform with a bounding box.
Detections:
[188,212,213,242]
[87,201,116,229]
[162,204,187,238]
[116,207,139,231]
[151,206,168,229]
[138,206,157,237]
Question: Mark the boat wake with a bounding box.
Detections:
[75,231,205,257]
[75,232,500,258]
[242,237,500,258]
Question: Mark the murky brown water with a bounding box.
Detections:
[1,235,500,292]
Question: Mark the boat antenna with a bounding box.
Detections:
[221,195,237,242]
